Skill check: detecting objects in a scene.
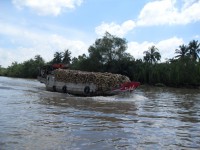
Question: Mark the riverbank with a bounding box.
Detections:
[141,82,200,90]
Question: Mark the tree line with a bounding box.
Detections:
[0,32,200,87]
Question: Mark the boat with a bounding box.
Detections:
[37,64,140,96]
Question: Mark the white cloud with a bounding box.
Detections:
[12,0,83,16]
[156,37,184,60]
[0,23,88,67]
[0,48,14,67]
[128,41,154,60]
[182,0,198,9]
[127,37,183,61]
[95,0,200,38]
[193,35,200,39]
[137,0,200,26]
[181,1,200,23]
[95,20,136,37]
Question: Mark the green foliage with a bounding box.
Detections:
[90,32,128,64]
[175,44,189,60]
[49,50,72,64]
[133,60,200,87]
[5,55,45,78]
[62,49,71,64]
[6,62,23,77]
[52,52,63,64]
[143,46,161,64]
[0,65,7,76]
[71,32,133,75]
[188,40,200,61]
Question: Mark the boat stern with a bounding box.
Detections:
[111,81,140,95]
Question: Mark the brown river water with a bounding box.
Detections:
[0,76,200,150]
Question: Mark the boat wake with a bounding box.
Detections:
[90,92,148,103]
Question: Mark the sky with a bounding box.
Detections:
[0,0,200,67]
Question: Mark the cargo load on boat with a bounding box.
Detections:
[54,69,130,92]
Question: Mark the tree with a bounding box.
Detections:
[62,49,71,64]
[6,62,23,77]
[34,55,44,63]
[52,52,63,64]
[188,40,200,61]
[143,45,161,64]
[175,44,189,60]
[89,32,127,63]
[0,65,6,76]
[34,55,45,68]
[88,32,129,72]
[71,54,89,71]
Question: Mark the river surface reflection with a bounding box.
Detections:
[0,76,200,149]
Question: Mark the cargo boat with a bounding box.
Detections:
[37,64,140,96]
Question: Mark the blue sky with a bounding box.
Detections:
[0,0,200,67]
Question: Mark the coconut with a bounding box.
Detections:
[54,69,130,91]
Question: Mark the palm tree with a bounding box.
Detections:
[143,45,161,64]
[175,44,189,60]
[188,40,200,61]
[52,52,63,63]
[62,49,71,64]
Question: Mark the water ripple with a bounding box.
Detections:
[0,77,200,149]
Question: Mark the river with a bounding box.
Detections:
[0,76,200,150]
